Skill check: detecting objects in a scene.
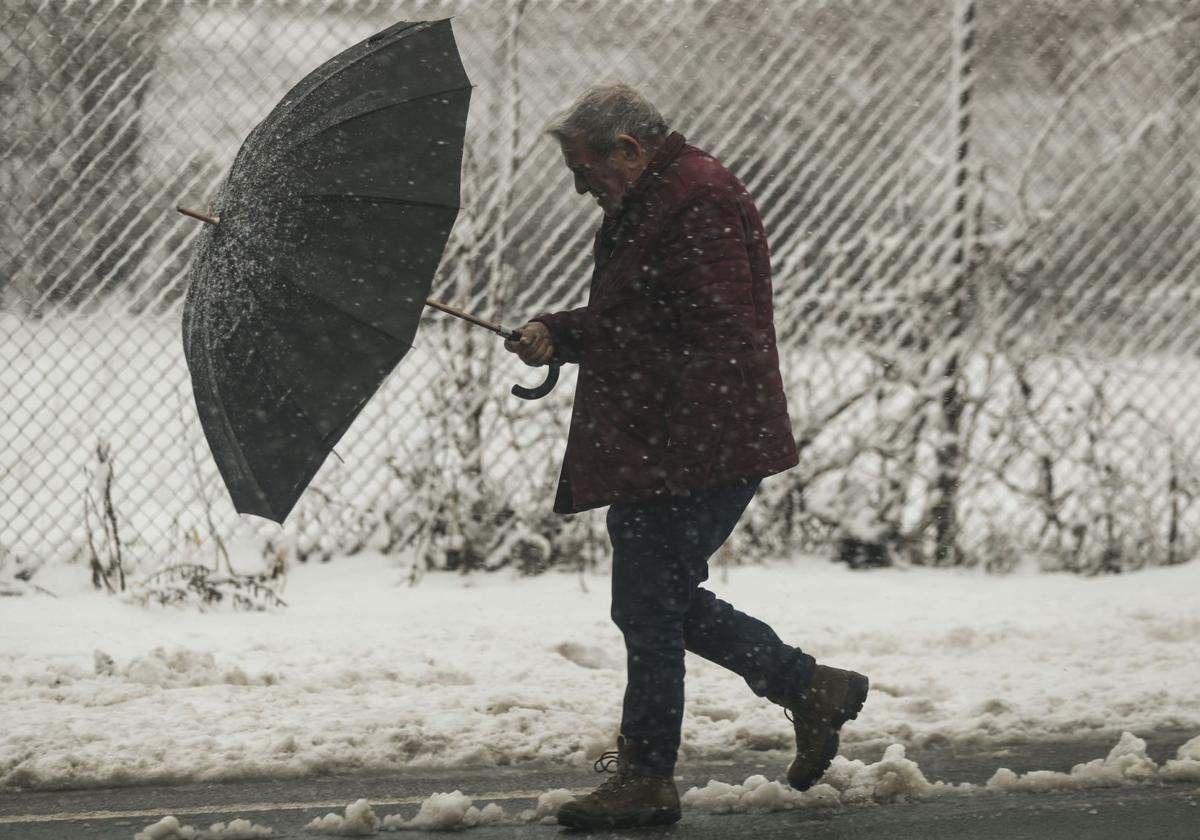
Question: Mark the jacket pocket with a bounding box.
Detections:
[591,365,672,448]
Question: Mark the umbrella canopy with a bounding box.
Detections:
[182,19,471,523]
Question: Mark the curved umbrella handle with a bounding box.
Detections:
[511,363,560,400]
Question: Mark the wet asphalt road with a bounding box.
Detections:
[1,733,1197,839]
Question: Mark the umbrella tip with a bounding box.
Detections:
[177,206,221,226]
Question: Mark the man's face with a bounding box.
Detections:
[559,134,636,217]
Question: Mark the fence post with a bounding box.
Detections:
[1172,9,1199,274]
[930,0,977,566]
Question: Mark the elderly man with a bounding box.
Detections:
[505,85,868,830]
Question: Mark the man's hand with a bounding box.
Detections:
[504,321,554,366]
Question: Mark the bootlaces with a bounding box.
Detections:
[785,700,832,738]
[587,749,638,795]
[593,750,620,774]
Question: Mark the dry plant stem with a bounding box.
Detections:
[1009,357,1069,544]
[178,394,233,574]
[101,454,125,591]
[83,490,113,594]
[988,347,1193,572]
[83,442,124,593]
[1167,451,1180,565]
[1164,446,1198,566]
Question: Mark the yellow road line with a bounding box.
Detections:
[0,787,590,825]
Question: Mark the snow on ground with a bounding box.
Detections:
[132,731,1200,835]
[1,551,1199,792]
[304,798,379,835]
[297,789,561,834]
[685,731,1200,812]
[134,815,274,839]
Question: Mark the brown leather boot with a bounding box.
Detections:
[786,664,869,790]
[556,736,682,830]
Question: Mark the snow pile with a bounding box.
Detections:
[114,648,278,689]
[686,743,971,814]
[683,775,841,814]
[69,647,277,690]
[1161,734,1200,782]
[821,732,1184,800]
[305,799,379,835]
[134,816,273,839]
[518,788,577,824]
[686,731,1197,816]
[305,791,536,834]
[376,788,572,830]
[379,791,505,831]
[985,731,1200,790]
[987,732,1159,792]
[554,641,619,670]
[822,744,974,804]
[686,739,964,816]
[245,732,1200,837]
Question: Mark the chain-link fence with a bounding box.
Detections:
[2,0,1198,576]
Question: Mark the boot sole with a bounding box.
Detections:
[788,670,870,791]
[556,805,681,830]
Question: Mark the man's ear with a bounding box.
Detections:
[613,133,643,161]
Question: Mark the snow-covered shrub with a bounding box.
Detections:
[750,339,1200,574]
[962,351,1200,574]
[128,563,286,611]
[0,541,45,596]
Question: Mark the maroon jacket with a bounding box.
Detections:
[535,132,798,513]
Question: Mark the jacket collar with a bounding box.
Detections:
[591,132,688,294]
[620,131,686,210]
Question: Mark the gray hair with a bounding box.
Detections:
[545,84,669,157]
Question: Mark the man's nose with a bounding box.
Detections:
[573,173,588,195]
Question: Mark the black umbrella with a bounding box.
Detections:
[179,18,553,524]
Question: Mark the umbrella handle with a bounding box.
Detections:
[511,363,560,400]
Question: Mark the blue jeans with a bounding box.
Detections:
[607,479,815,776]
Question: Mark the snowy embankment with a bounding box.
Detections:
[2,552,1199,793]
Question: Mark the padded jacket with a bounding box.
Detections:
[535,132,798,513]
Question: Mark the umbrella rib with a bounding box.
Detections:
[269,337,413,518]
[267,20,433,130]
[187,307,274,518]
[296,193,461,212]
[286,83,474,153]
[191,291,409,522]
[239,259,417,348]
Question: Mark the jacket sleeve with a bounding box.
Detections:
[657,184,758,486]
[531,306,589,365]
